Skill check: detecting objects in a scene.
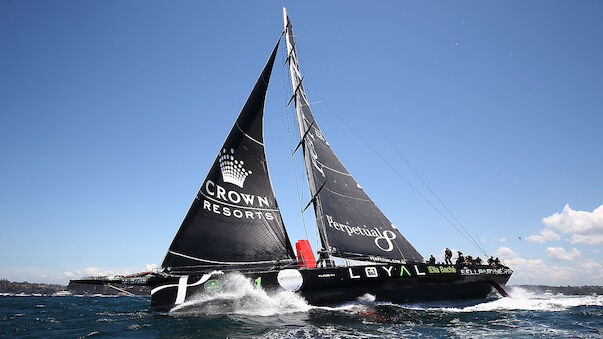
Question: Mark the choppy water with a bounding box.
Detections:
[1,282,601,338]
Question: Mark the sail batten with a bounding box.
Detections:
[161,39,296,270]
[283,9,424,263]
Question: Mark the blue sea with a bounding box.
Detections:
[1,286,601,338]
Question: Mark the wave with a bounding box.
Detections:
[170,273,312,316]
[170,280,601,317]
[404,287,602,313]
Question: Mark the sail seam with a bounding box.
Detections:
[168,250,291,265]
[325,187,371,202]
[317,161,353,176]
[197,191,280,212]
[235,122,264,146]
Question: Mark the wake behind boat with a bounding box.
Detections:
[71,8,512,312]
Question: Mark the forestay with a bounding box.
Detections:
[283,9,423,264]
[162,40,296,270]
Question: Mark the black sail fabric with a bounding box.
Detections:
[283,10,423,264]
[161,40,296,270]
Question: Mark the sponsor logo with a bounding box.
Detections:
[368,256,406,264]
[200,151,276,219]
[348,266,395,278]
[317,273,336,278]
[204,180,270,208]
[427,266,457,274]
[365,267,378,277]
[461,268,513,276]
[219,148,252,188]
[204,280,222,292]
[121,278,147,285]
[325,214,398,252]
[277,269,303,291]
[200,147,277,220]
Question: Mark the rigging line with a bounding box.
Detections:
[106,284,149,301]
[281,48,310,241]
[295,38,488,257]
[374,129,488,256]
[320,102,483,254]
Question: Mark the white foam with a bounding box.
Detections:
[169,274,389,316]
[170,273,312,316]
[407,287,602,313]
[170,279,601,316]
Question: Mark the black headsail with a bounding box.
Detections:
[283,9,423,264]
[162,39,296,271]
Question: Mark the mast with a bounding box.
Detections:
[283,7,332,258]
[282,9,424,264]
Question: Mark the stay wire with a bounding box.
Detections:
[295,38,488,257]
[320,101,486,257]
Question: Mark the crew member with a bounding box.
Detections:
[456,251,465,266]
[444,248,453,265]
[428,254,436,265]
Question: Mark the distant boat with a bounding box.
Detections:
[72,8,512,312]
[53,291,72,297]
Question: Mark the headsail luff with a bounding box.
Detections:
[283,9,424,264]
[161,39,296,271]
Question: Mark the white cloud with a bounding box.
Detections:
[579,259,602,271]
[494,246,519,258]
[568,234,603,245]
[499,237,507,243]
[145,264,159,271]
[526,228,561,243]
[545,247,581,261]
[542,204,603,245]
[486,246,602,285]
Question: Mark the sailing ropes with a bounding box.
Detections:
[162,39,296,271]
[283,9,423,264]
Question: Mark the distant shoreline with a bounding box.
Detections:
[0,279,150,296]
[1,279,600,296]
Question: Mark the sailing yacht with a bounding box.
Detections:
[71,8,512,312]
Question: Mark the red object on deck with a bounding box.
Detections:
[295,240,316,268]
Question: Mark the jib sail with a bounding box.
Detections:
[283,9,423,264]
[162,39,296,271]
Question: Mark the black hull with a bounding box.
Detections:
[150,263,512,312]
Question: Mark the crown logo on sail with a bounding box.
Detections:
[219,148,252,188]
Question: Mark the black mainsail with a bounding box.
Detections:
[162,40,296,271]
[283,9,423,264]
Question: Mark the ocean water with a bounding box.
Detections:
[1,282,601,338]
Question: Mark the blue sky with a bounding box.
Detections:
[1,1,601,285]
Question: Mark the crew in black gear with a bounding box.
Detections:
[456,251,465,266]
[444,248,453,265]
